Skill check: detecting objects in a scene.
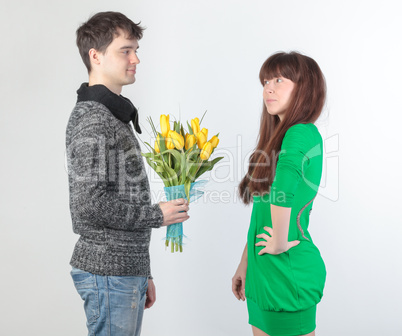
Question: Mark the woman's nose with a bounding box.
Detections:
[265,84,274,93]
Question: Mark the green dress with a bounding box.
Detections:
[246,123,326,336]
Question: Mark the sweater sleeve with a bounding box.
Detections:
[269,124,314,207]
[67,110,163,230]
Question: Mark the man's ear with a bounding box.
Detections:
[88,48,102,67]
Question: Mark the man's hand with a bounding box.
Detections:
[145,279,156,309]
[159,198,190,226]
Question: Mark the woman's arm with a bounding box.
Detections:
[255,205,300,255]
[255,125,316,255]
[232,243,247,301]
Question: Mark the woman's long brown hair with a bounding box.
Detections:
[238,51,326,204]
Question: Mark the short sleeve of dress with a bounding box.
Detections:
[269,124,314,207]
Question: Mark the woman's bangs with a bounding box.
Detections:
[259,54,298,85]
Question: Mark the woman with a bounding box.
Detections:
[232,51,327,336]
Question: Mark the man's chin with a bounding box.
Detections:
[125,77,136,85]
[120,81,135,88]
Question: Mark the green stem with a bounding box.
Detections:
[192,156,203,182]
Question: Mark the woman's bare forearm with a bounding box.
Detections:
[270,204,292,254]
[241,243,248,262]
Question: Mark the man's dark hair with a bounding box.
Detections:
[76,11,144,73]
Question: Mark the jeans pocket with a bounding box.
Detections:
[108,276,146,294]
[71,269,100,324]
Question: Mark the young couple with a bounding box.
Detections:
[66,11,326,336]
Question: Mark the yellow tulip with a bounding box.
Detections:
[174,132,185,150]
[160,114,170,137]
[165,131,175,149]
[191,117,200,135]
[196,131,207,149]
[154,134,161,153]
[167,130,184,150]
[210,135,219,148]
[200,142,213,161]
[201,128,208,139]
[185,134,197,151]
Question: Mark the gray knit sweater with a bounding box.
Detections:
[66,83,163,277]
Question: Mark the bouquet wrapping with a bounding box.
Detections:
[163,180,207,252]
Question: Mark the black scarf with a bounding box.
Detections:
[76,83,142,134]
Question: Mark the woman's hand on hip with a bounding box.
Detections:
[256,226,300,255]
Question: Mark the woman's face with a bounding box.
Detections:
[263,76,295,120]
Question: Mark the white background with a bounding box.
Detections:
[1,0,401,335]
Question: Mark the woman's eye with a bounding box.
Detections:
[264,80,270,85]
[276,78,283,83]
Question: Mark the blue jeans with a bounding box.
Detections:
[71,267,148,336]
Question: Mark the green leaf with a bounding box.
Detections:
[195,156,224,179]
[168,149,182,172]
[141,152,155,158]
[186,157,202,182]
[149,156,165,165]
[143,142,156,153]
[158,132,167,151]
[209,156,224,166]
[145,157,166,181]
[147,116,158,138]
[162,161,179,185]
[174,121,181,133]
[184,144,199,155]
[187,121,194,135]
[145,157,156,170]
[199,110,207,125]
[184,179,191,201]
[155,165,165,173]
[166,149,187,181]
[157,132,169,163]
[186,147,200,159]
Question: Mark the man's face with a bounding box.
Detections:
[95,29,140,93]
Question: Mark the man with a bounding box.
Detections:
[66,11,189,336]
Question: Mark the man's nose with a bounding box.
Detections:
[130,54,140,64]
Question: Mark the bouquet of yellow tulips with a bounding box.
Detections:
[142,113,223,252]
